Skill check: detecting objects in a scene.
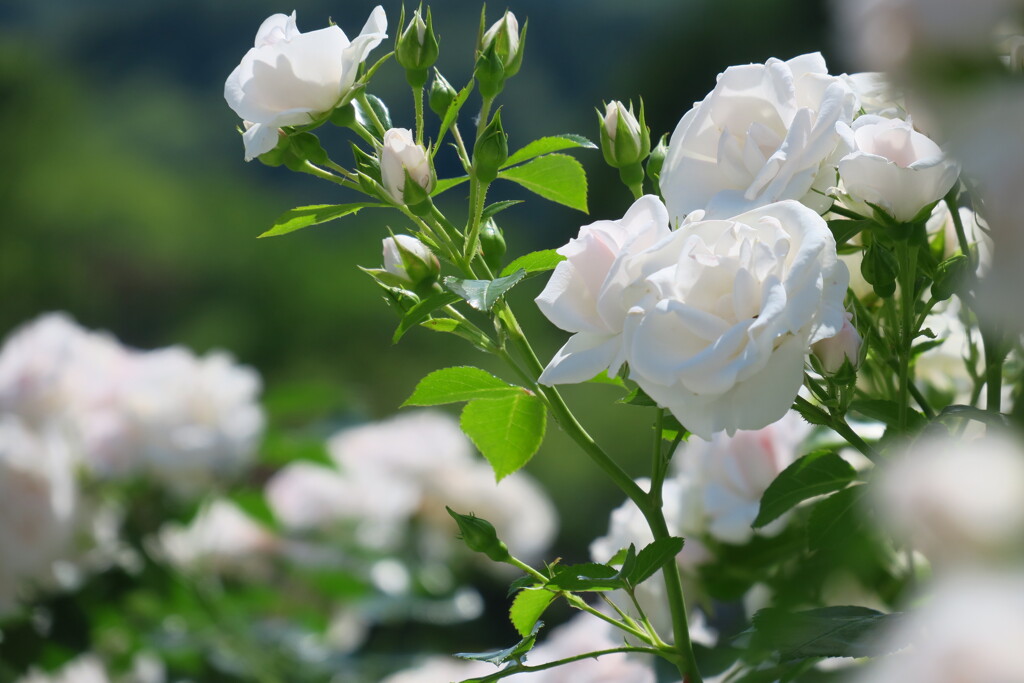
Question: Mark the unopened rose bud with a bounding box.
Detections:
[380,128,435,205]
[646,133,669,196]
[473,110,508,184]
[446,507,511,563]
[599,100,649,169]
[812,312,862,374]
[475,10,526,97]
[480,218,506,273]
[382,234,439,288]
[428,70,457,117]
[395,6,439,87]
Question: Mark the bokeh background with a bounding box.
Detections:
[0,0,844,676]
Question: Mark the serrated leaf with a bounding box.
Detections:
[455,620,543,666]
[434,80,474,161]
[503,134,597,168]
[753,450,856,528]
[510,589,555,637]
[617,544,638,579]
[392,291,462,343]
[499,250,566,278]
[461,392,546,480]
[498,154,588,213]
[547,563,623,592]
[628,537,685,586]
[507,575,540,597]
[404,366,518,406]
[482,200,523,220]
[444,270,527,311]
[420,318,492,349]
[431,175,471,197]
[793,399,832,427]
[748,605,902,661]
[260,203,385,238]
[807,485,867,552]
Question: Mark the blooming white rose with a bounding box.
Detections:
[225,8,388,161]
[0,417,77,616]
[836,115,959,223]
[621,200,848,438]
[380,128,434,204]
[848,571,1024,683]
[156,498,278,574]
[535,195,671,385]
[873,431,1024,565]
[661,53,855,221]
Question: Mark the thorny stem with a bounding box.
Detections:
[463,647,664,683]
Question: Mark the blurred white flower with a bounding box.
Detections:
[0,416,78,616]
[380,655,493,683]
[156,498,278,574]
[16,655,110,683]
[926,201,991,267]
[842,73,907,118]
[224,8,388,160]
[873,431,1024,565]
[848,571,1024,682]
[77,346,265,490]
[661,52,855,221]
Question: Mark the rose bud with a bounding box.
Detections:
[380,128,435,206]
[395,6,439,87]
[812,312,862,374]
[382,234,439,288]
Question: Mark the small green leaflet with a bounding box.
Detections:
[628,537,685,586]
[482,200,523,220]
[499,250,566,278]
[431,175,470,197]
[444,270,527,311]
[503,134,597,168]
[461,392,546,480]
[259,203,385,238]
[510,588,555,637]
[498,154,589,213]
[807,485,868,552]
[433,80,474,160]
[753,450,856,528]
[403,367,519,406]
[392,291,462,343]
[455,620,543,667]
[547,563,623,592]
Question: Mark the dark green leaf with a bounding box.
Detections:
[748,606,902,661]
[503,134,597,167]
[498,154,588,213]
[392,291,462,342]
[507,576,539,597]
[510,589,556,637]
[444,270,527,311]
[499,250,566,278]
[482,200,523,220]
[753,450,856,528]
[827,219,873,248]
[628,537,685,586]
[434,80,474,160]
[260,203,385,238]
[403,366,518,406]
[455,620,543,666]
[547,563,623,592]
[461,392,547,480]
[807,485,867,552]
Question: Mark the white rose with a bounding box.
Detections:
[837,115,960,223]
[224,8,388,161]
[380,128,434,204]
[535,195,671,385]
[621,200,848,438]
[841,72,907,117]
[873,431,1024,565]
[661,53,855,221]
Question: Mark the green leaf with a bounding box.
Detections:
[499,250,566,278]
[850,399,927,432]
[628,537,685,586]
[510,589,556,637]
[547,563,623,592]
[403,366,518,406]
[259,203,385,238]
[827,219,873,248]
[748,605,902,661]
[503,134,597,167]
[392,291,461,343]
[498,154,589,213]
[482,200,523,220]
[461,391,546,480]
[433,79,474,160]
[618,386,658,406]
[807,485,867,552]
[431,174,470,197]
[420,318,493,350]
[507,575,539,597]
[753,450,856,528]
[455,620,543,666]
[444,270,527,311]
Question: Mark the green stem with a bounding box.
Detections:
[324,159,359,182]
[897,243,919,434]
[451,123,473,172]
[563,593,653,643]
[301,161,362,192]
[414,85,425,146]
[983,326,1006,414]
[464,647,665,683]
[356,92,387,138]
[508,556,547,583]
[794,396,879,461]
[829,204,867,221]
[945,189,973,267]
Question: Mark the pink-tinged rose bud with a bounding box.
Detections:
[812,312,862,373]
